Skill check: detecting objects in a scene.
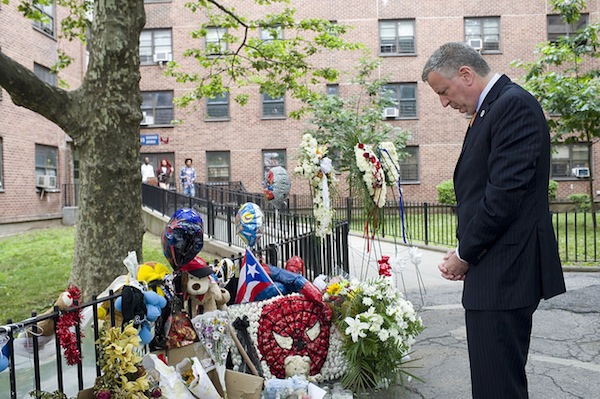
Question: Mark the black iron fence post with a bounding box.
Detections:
[423,202,429,245]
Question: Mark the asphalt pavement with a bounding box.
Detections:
[346,234,600,399]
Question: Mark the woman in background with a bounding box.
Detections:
[156,159,173,190]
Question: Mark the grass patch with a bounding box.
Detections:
[0,226,215,323]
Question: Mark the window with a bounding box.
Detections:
[33,2,54,36]
[262,93,285,118]
[551,144,589,179]
[35,144,58,189]
[141,91,174,126]
[0,137,3,190]
[326,84,339,96]
[399,146,419,182]
[206,27,227,55]
[263,149,286,179]
[547,14,588,42]
[206,93,229,120]
[382,83,417,118]
[34,63,57,86]
[260,25,283,42]
[140,29,172,64]
[464,17,500,52]
[379,20,415,54]
[207,151,230,182]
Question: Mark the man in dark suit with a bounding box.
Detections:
[421,42,566,398]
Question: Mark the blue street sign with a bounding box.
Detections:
[140,134,160,146]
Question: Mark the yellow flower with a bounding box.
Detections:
[326,282,341,295]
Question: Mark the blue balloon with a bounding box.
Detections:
[235,202,263,247]
[144,290,161,306]
[139,322,153,345]
[0,354,8,373]
[115,296,123,312]
[146,305,161,322]
[162,208,204,270]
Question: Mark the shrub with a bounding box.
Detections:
[568,193,591,212]
[436,179,456,205]
[548,180,558,201]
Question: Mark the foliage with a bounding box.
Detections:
[166,0,362,106]
[568,193,591,211]
[548,180,559,201]
[301,57,412,234]
[436,179,456,205]
[512,0,600,198]
[2,0,360,298]
[29,391,73,399]
[324,276,424,392]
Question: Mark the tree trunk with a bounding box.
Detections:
[69,0,147,298]
[0,0,147,299]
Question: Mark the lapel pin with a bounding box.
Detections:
[480,109,486,118]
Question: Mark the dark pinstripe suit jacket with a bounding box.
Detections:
[454,74,566,310]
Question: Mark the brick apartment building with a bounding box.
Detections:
[1,1,598,230]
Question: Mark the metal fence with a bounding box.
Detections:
[73,183,598,264]
[142,183,350,279]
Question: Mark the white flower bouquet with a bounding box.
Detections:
[324,276,424,392]
[354,143,386,208]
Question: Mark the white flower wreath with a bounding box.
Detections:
[295,133,336,237]
[354,143,386,208]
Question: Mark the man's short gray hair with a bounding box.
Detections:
[421,42,490,82]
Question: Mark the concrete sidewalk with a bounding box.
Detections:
[346,235,600,398]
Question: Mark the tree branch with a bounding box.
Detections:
[0,50,77,133]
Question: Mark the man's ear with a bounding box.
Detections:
[458,66,475,85]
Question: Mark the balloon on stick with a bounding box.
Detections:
[263,166,291,208]
[161,208,204,271]
[235,202,263,248]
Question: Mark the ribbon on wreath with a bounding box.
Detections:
[378,147,407,244]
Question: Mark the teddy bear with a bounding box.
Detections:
[284,355,322,383]
[181,256,230,314]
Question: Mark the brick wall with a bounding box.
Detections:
[2,1,599,226]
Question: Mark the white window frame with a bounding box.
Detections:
[140,29,173,65]
[206,27,228,55]
[261,93,285,118]
[464,17,500,52]
[379,20,415,55]
[141,91,174,126]
[399,146,419,183]
[33,2,54,36]
[35,144,58,190]
[382,83,417,118]
[206,151,231,182]
[551,143,590,179]
[206,93,230,120]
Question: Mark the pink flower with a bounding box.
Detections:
[96,390,111,399]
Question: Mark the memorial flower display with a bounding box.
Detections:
[324,276,424,392]
[295,133,337,237]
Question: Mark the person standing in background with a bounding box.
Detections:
[180,158,196,197]
[156,159,173,190]
[141,157,155,183]
[422,42,566,399]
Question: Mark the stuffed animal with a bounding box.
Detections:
[34,289,75,336]
[284,355,323,383]
[284,355,311,379]
[181,256,230,314]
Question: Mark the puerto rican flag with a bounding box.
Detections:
[235,249,272,304]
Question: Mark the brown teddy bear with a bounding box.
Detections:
[181,256,230,314]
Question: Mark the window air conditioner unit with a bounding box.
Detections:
[468,38,483,51]
[140,113,155,126]
[36,175,57,189]
[572,167,590,178]
[382,107,399,119]
[153,52,172,63]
